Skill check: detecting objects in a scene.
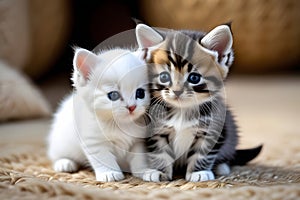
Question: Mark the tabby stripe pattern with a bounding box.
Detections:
[142,27,235,181]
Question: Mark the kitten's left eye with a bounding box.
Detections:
[136,88,145,99]
[107,91,120,101]
[187,73,201,84]
[159,72,171,83]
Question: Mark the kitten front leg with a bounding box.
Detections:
[128,141,170,182]
[185,129,224,182]
[83,144,124,182]
[145,134,175,181]
[147,152,173,181]
[186,153,216,182]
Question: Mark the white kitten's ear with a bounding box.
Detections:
[201,25,233,58]
[136,24,164,48]
[72,48,98,87]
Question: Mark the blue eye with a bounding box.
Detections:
[159,72,171,83]
[136,88,145,99]
[107,91,120,101]
[187,73,201,84]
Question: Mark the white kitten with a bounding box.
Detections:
[47,47,155,182]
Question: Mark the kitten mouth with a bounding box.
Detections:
[171,95,183,101]
[128,111,140,118]
[167,96,184,105]
[166,96,195,108]
[129,112,135,116]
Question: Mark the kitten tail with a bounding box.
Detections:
[230,145,263,166]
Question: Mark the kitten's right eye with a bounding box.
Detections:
[107,91,120,101]
[187,72,201,84]
[136,88,145,99]
[159,72,171,83]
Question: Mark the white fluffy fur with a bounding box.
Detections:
[47,48,157,182]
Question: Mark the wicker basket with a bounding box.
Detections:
[139,0,300,73]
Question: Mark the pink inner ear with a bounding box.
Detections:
[141,37,155,48]
[136,24,164,48]
[76,53,91,79]
[201,25,232,58]
[212,40,228,56]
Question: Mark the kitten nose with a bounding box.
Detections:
[127,105,136,113]
[173,90,183,97]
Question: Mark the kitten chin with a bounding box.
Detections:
[113,112,145,125]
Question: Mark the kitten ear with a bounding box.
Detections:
[136,24,164,48]
[201,25,233,58]
[132,17,144,25]
[72,48,98,86]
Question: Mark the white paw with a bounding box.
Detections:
[96,171,125,182]
[186,170,215,182]
[142,169,168,182]
[215,163,231,176]
[54,158,79,172]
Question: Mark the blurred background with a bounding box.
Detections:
[0,0,299,121]
[0,0,300,170]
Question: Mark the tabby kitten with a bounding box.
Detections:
[135,24,260,182]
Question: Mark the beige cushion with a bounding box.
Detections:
[0,0,70,79]
[0,61,51,121]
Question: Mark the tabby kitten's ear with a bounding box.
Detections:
[201,25,233,61]
[72,48,98,87]
[136,24,164,48]
[201,25,233,78]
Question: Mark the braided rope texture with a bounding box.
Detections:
[0,142,299,200]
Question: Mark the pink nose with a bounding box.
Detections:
[128,105,136,113]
